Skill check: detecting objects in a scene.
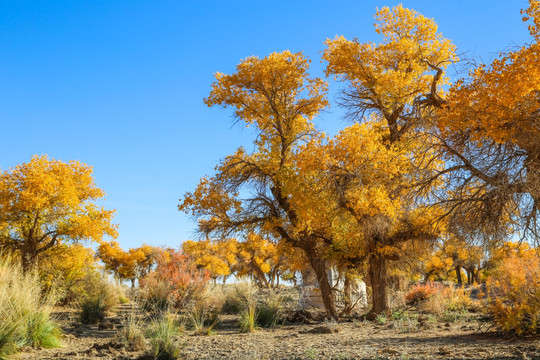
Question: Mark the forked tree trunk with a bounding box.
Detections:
[304,246,338,319]
[368,254,390,318]
[251,264,270,288]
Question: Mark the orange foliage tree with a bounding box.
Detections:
[0,155,117,271]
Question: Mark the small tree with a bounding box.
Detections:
[0,155,117,271]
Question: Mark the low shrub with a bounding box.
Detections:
[140,278,172,312]
[38,244,99,306]
[486,248,540,335]
[418,292,445,315]
[405,282,440,305]
[256,297,281,328]
[79,280,120,324]
[444,287,473,312]
[140,248,210,311]
[80,297,106,324]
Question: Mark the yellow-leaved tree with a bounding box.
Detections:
[432,0,540,241]
[321,5,455,316]
[178,51,344,317]
[0,155,118,271]
[182,238,237,282]
[97,241,158,287]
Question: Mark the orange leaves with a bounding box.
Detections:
[522,0,540,41]
[439,42,540,149]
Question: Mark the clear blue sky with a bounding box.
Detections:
[0,1,532,250]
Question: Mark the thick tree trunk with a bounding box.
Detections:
[304,246,338,319]
[21,249,38,273]
[368,254,390,318]
[474,270,481,284]
[343,272,354,315]
[455,265,463,286]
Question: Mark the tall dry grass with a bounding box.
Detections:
[0,257,61,359]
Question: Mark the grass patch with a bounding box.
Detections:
[80,296,106,324]
[186,302,220,336]
[114,312,146,351]
[238,304,257,333]
[255,297,281,328]
[145,315,182,360]
[0,257,62,359]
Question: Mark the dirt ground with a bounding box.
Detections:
[15,294,540,360]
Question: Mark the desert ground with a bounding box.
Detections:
[16,286,540,360]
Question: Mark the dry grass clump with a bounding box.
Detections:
[79,278,121,324]
[140,278,172,312]
[238,304,257,333]
[143,314,183,360]
[113,312,146,351]
[0,257,61,359]
[255,295,282,328]
[186,300,220,336]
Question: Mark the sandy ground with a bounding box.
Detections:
[15,299,540,360]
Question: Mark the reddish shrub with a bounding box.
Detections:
[405,281,440,305]
[141,248,210,309]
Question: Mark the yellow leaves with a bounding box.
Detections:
[438,2,540,149]
[486,241,540,334]
[325,121,410,220]
[179,175,241,219]
[182,238,236,277]
[0,155,117,268]
[204,51,328,159]
[323,4,457,136]
[522,0,540,41]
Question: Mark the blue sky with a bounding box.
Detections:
[0,1,532,250]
